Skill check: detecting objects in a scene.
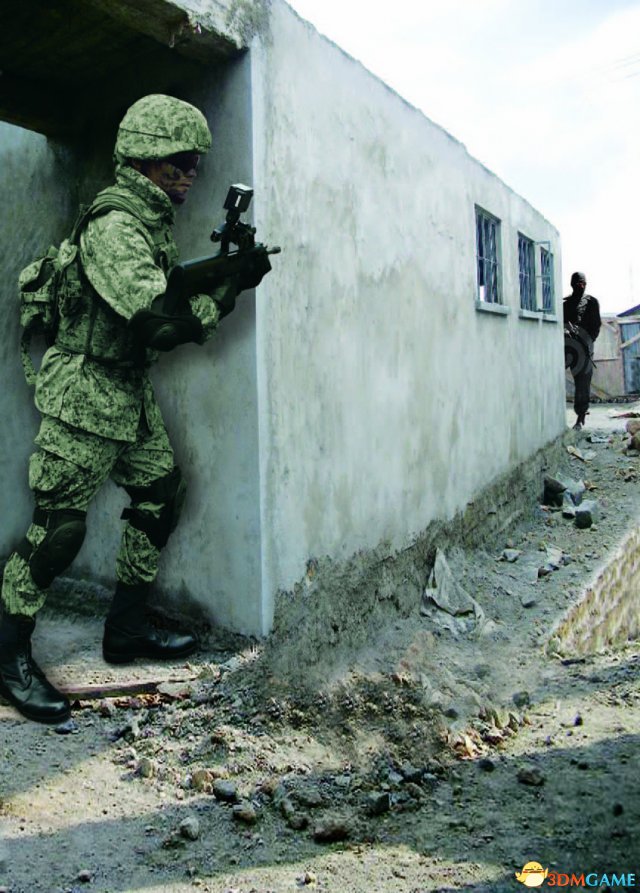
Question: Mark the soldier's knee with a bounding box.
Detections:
[17,508,87,589]
[121,466,186,549]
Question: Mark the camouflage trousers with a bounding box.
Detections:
[1,413,175,617]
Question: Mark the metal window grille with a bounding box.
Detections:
[518,234,536,311]
[541,247,554,313]
[475,208,501,304]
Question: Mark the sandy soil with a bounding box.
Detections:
[1,406,639,893]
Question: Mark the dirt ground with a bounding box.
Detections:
[1,404,640,893]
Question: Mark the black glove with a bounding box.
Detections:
[237,248,272,292]
[213,277,238,320]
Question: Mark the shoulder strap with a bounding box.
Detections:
[70,192,149,245]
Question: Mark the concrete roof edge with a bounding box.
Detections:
[83,0,247,60]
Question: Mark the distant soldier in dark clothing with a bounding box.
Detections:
[563,271,601,430]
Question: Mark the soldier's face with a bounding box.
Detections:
[142,153,200,204]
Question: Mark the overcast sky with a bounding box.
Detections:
[285,0,640,314]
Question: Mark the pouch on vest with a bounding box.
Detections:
[17,194,148,386]
[18,238,81,387]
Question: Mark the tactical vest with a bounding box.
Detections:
[54,187,177,367]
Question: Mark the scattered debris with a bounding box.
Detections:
[421,549,486,634]
[609,408,640,418]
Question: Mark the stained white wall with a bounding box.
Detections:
[250,1,565,630]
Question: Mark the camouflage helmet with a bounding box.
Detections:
[115,94,212,161]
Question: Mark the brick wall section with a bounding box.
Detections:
[548,524,640,657]
[267,434,569,667]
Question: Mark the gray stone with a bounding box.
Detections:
[212,780,239,803]
[294,786,323,808]
[54,719,79,735]
[313,817,351,843]
[517,765,545,787]
[575,500,600,529]
[561,491,577,518]
[232,802,259,825]
[400,764,424,783]
[137,757,156,779]
[512,691,530,708]
[281,796,309,830]
[543,476,566,507]
[564,478,586,505]
[366,791,391,816]
[179,816,200,840]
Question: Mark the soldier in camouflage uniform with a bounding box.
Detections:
[0,94,270,724]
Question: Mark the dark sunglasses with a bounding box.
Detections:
[164,152,200,174]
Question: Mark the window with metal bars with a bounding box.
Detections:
[540,246,554,313]
[518,233,536,311]
[475,207,501,304]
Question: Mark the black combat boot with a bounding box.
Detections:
[0,611,71,724]
[102,582,198,664]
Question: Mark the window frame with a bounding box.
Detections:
[475,206,503,307]
[540,245,555,315]
[517,232,537,312]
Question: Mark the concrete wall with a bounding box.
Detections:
[0,125,77,554]
[250,1,564,628]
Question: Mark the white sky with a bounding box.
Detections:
[285,0,640,314]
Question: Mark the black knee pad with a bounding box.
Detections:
[121,466,186,549]
[20,508,87,589]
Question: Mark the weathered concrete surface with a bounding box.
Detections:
[0,125,77,553]
[250,1,565,631]
[265,431,570,677]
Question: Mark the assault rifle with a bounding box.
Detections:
[163,184,281,313]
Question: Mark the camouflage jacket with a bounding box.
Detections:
[35,164,229,442]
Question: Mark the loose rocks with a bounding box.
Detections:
[313,817,351,843]
[517,765,545,787]
[366,791,391,816]
[232,802,259,825]
[212,780,239,803]
[179,816,200,841]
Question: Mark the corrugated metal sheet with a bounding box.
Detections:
[621,321,640,393]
